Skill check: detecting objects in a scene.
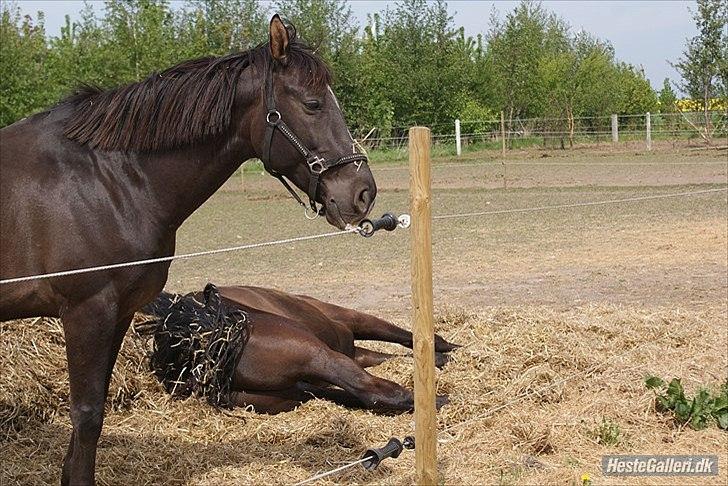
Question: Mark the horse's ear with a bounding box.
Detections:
[269,14,289,63]
[286,23,296,42]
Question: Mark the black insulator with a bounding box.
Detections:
[358,213,399,238]
[360,437,404,470]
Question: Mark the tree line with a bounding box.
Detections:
[1,0,726,137]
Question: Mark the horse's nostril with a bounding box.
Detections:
[355,188,372,214]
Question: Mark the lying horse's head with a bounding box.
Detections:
[253,16,377,228]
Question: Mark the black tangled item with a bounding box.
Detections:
[138,283,250,409]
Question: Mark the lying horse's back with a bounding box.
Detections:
[220,285,359,326]
[219,285,356,350]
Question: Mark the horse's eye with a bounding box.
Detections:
[304,100,321,110]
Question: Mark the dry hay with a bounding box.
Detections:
[1,304,726,485]
[0,317,153,438]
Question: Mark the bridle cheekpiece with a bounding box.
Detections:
[261,63,368,216]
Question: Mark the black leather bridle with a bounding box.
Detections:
[261,63,369,215]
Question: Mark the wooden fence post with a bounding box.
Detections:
[646,112,652,151]
[455,119,461,157]
[500,111,506,156]
[611,114,618,144]
[502,159,507,189]
[409,127,437,486]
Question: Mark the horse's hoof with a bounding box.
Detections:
[435,394,450,410]
[435,352,450,369]
[434,335,461,353]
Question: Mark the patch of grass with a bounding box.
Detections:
[565,456,581,468]
[367,142,460,163]
[498,465,524,486]
[645,376,728,430]
[590,417,621,446]
[236,159,265,174]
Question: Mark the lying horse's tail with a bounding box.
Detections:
[136,283,251,408]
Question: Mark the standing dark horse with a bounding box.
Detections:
[0,16,376,485]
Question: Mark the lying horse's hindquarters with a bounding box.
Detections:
[142,285,459,414]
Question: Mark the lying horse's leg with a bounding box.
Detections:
[305,347,448,412]
[230,389,308,414]
[60,295,132,486]
[347,312,459,353]
[296,383,368,409]
[296,295,459,352]
[353,346,399,368]
[354,345,451,370]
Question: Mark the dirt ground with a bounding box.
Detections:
[1,146,727,485]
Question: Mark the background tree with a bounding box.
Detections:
[658,78,678,112]
[0,4,51,126]
[102,0,178,81]
[487,2,551,128]
[370,0,466,132]
[615,63,657,115]
[671,0,727,140]
[2,0,678,140]
[178,0,267,58]
[45,4,114,96]
[344,13,395,137]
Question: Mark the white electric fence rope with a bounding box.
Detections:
[432,187,727,221]
[0,228,359,285]
[293,457,369,486]
[2,187,724,285]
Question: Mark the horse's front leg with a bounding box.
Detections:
[345,311,460,353]
[60,293,132,486]
[353,346,453,370]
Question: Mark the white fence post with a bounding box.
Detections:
[646,112,652,151]
[611,114,618,143]
[455,119,461,156]
[500,111,506,156]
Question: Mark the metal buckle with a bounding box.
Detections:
[266,110,281,125]
[304,204,322,220]
[308,157,325,174]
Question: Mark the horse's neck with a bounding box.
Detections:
[141,110,258,229]
[99,65,265,231]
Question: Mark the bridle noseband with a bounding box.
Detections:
[261,63,369,215]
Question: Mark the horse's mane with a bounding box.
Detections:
[63,37,331,152]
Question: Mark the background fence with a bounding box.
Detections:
[359,111,728,154]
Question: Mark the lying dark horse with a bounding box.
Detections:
[0,16,375,485]
[141,285,458,414]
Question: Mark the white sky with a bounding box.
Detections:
[16,0,699,90]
